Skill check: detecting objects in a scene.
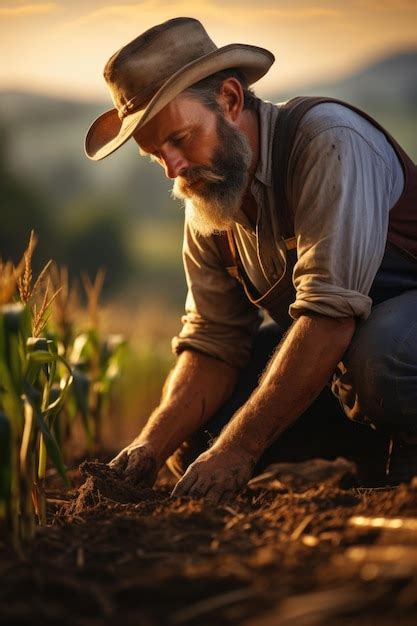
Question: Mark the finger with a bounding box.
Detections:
[125,448,147,474]
[110,440,142,467]
[108,450,128,471]
[218,490,234,505]
[127,449,157,484]
[205,484,228,505]
[171,469,198,497]
[187,479,210,499]
[126,465,149,486]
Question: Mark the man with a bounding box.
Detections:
[86,17,417,502]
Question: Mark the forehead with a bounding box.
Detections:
[134,94,215,152]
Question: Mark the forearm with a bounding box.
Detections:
[134,349,239,468]
[218,314,355,461]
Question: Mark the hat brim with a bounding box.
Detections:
[85,43,274,161]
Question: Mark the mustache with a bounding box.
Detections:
[180,166,225,186]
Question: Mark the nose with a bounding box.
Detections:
[161,146,188,179]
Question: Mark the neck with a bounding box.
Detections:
[239,107,260,226]
[241,107,260,184]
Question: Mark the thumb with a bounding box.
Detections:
[108,449,128,471]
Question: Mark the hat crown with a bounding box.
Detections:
[86,18,274,160]
[104,18,217,117]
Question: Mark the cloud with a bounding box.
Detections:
[0,3,57,17]
[72,1,225,24]
[266,7,341,18]
[73,1,342,26]
[354,0,417,10]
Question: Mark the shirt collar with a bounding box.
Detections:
[253,99,279,188]
[233,99,279,231]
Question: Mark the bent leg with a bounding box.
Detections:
[332,290,417,432]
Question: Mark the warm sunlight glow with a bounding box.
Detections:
[0,3,56,17]
[0,1,416,100]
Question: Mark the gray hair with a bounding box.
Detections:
[184,68,258,112]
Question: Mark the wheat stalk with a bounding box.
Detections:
[31,279,62,337]
[16,231,52,305]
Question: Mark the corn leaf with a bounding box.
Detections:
[23,385,70,487]
[0,412,11,506]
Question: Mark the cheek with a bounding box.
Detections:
[188,136,218,165]
[187,116,220,165]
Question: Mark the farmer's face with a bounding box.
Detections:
[134,94,252,236]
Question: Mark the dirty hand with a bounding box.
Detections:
[171,444,255,504]
[109,440,158,486]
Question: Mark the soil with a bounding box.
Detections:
[2,457,417,626]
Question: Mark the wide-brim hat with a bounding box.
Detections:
[85,17,275,161]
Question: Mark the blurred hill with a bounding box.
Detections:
[1,49,416,212]
[0,92,173,218]
[273,49,417,157]
[0,48,416,307]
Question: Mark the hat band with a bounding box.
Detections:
[117,94,148,120]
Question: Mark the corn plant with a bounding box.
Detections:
[65,270,127,454]
[0,232,128,547]
[44,267,127,455]
[0,305,74,544]
[0,302,32,545]
[0,234,72,547]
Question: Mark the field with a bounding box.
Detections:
[2,235,417,626]
[2,456,417,626]
[0,66,417,626]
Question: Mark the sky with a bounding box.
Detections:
[1,0,416,102]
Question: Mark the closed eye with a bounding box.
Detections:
[170,132,189,147]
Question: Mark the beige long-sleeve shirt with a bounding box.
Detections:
[172,99,404,369]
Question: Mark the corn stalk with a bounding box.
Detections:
[0,303,72,547]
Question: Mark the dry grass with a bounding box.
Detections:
[81,268,106,330]
[0,259,21,305]
[50,265,80,342]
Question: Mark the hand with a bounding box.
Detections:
[171,444,255,504]
[109,440,158,486]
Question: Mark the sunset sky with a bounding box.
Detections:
[1,0,416,101]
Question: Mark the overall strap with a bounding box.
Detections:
[275,96,417,259]
[271,96,322,242]
[269,95,407,240]
[213,95,417,277]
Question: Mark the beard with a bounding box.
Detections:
[171,112,252,237]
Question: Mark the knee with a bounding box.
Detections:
[332,295,417,428]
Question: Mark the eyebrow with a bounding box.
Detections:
[138,125,193,157]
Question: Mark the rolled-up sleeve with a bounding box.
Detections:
[172,220,261,369]
[288,125,392,320]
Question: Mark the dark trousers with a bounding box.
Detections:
[168,244,417,485]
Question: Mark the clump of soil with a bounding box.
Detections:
[2,459,417,626]
[68,460,164,515]
[69,456,356,518]
[249,457,358,491]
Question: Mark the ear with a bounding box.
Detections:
[218,78,244,122]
